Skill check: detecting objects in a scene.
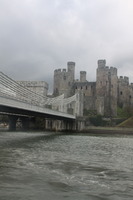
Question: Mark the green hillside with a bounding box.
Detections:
[117,117,133,128]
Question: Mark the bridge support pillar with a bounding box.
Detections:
[76,117,85,131]
[44,119,76,132]
[63,120,76,131]
[21,117,30,131]
[8,115,18,131]
[8,116,30,131]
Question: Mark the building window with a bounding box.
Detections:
[81,86,82,89]
[63,75,66,80]
[129,95,131,99]
[120,91,123,95]
[86,86,87,90]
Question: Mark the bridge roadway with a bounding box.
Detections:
[0,95,75,120]
[0,71,78,131]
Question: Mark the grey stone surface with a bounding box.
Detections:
[52,60,133,117]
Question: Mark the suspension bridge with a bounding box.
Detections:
[0,71,83,131]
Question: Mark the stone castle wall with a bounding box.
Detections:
[17,81,48,96]
[53,62,75,97]
[16,59,133,118]
[53,59,133,117]
[96,60,118,116]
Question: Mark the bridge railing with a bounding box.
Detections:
[0,72,82,116]
[0,72,63,106]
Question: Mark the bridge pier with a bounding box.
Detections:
[21,117,30,131]
[8,115,18,131]
[44,118,76,132]
[62,120,76,131]
[75,117,85,131]
[8,116,30,131]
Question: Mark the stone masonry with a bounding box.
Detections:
[17,81,48,97]
[53,60,133,117]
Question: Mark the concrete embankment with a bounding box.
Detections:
[81,126,133,134]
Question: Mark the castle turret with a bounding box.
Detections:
[98,59,106,68]
[67,62,75,82]
[118,76,130,108]
[53,62,75,97]
[80,71,86,82]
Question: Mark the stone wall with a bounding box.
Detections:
[53,62,75,97]
[118,76,130,108]
[17,81,48,96]
[52,59,133,117]
[74,82,96,111]
[96,60,118,116]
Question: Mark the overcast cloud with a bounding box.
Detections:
[0,0,133,92]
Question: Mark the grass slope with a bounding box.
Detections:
[117,117,133,128]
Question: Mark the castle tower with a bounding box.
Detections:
[67,62,75,82]
[53,62,75,97]
[80,71,86,82]
[118,76,130,108]
[97,59,106,68]
[96,60,118,117]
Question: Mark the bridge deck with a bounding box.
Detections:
[0,95,75,120]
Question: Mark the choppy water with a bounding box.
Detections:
[0,131,133,200]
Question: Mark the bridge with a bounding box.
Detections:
[0,72,83,131]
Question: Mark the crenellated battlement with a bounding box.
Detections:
[80,71,87,82]
[109,67,117,75]
[53,59,133,117]
[54,62,75,75]
[98,59,106,68]
[54,68,64,73]
[53,62,75,97]
[118,76,129,85]
[129,83,133,90]
[97,60,117,78]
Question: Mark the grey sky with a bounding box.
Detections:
[0,0,133,92]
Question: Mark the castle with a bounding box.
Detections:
[53,60,133,117]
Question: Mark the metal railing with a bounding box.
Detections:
[0,72,79,115]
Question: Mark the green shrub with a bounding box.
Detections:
[117,106,133,118]
[83,109,97,116]
[89,115,106,126]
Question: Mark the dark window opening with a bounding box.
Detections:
[120,91,123,95]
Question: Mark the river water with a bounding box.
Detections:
[0,130,133,200]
